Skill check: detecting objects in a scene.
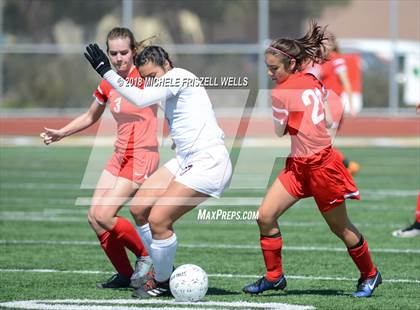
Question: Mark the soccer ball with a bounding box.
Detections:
[169,264,208,302]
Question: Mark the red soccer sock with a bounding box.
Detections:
[415,193,420,223]
[347,236,377,280]
[260,234,283,281]
[98,231,133,278]
[111,216,148,257]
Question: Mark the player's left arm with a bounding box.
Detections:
[337,70,355,117]
[103,70,172,108]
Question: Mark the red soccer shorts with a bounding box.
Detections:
[279,147,360,212]
[105,148,159,184]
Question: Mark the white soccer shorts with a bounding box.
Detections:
[164,145,232,198]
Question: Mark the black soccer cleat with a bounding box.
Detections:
[96,273,131,289]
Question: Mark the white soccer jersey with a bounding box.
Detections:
[104,68,225,161]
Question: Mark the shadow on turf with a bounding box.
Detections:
[207,287,241,296]
[260,289,348,297]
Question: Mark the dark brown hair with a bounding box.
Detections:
[135,45,174,69]
[266,21,330,73]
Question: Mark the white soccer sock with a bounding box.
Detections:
[150,233,177,282]
[137,223,153,255]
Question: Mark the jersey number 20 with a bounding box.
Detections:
[301,88,324,125]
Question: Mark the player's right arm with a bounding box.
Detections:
[40,100,105,145]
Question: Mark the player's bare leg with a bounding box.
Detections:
[128,166,176,288]
[130,165,175,226]
[257,178,299,236]
[133,180,208,298]
[243,178,298,295]
[322,203,381,297]
[88,170,148,289]
[321,202,360,247]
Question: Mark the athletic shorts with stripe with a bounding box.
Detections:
[279,147,360,212]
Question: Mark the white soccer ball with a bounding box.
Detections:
[169,264,208,302]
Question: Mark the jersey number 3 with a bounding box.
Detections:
[301,88,324,125]
[113,97,122,113]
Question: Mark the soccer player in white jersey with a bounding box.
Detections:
[85,44,232,298]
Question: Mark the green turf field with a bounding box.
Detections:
[0,145,419,310]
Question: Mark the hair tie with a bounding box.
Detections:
[266,46,294,60]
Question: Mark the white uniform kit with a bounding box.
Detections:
[104,68,232,197]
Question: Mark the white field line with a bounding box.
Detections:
[176,220,406,229]
[0,181,418,197]
[0,209,85,216]
[1,183,81,190]
[0,211,412,228]
[0,268,419,284]
[1,170,82,178]
[0,202,417,212]
[73,190,418,206]
[0,299,314,310]
[0,197,76,205]
[0,212,410,228]
[1,239,419,254]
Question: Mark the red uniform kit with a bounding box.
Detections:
[94,65,159,183]
[319,51,347,125]
[271,72,359,212]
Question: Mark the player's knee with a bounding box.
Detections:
[148,214,171,235]
[257,211,273,227]
[130,203,141,218]
[87,207,97,226]
[328,222,346,237]
[93,208,113,228]
[130,204,149,223]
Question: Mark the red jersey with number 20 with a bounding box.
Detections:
[271,72,331,162]
[93,65,158,151]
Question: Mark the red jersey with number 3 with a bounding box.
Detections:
[271,72,331,162]
[93,66,158,151]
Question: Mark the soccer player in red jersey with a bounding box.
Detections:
[242,22,381,298]
[319,36,356,117]
[40,28,159,289]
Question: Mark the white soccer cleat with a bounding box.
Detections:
[392,222,420,238]
[130,255,153,288]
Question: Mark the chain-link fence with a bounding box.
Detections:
[0,0,419,114]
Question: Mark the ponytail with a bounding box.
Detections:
[266,20,330,73]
